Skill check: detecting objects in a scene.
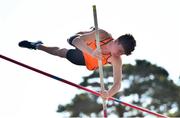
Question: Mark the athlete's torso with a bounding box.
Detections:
[82,37,113,70]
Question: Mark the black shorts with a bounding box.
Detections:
[66,35,85,66]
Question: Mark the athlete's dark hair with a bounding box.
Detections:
[117,34,136,55]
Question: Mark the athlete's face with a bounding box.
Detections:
[110,41,125,57]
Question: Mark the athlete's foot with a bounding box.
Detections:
[18,40,43,50]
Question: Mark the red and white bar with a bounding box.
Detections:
[0,54,167,118]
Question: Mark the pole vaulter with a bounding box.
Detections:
[0,54,167,117]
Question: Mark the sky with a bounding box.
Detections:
[0,0,180,117]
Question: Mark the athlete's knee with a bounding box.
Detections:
[54,48,68,58]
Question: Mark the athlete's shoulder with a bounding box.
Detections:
[97,29,112,40]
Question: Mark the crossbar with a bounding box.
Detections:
[0,54,167,117]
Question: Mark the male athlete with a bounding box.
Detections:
[19,28,136,99]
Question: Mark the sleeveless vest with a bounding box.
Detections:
[82,37,113,70]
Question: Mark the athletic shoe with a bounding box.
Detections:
[18,40,43,50]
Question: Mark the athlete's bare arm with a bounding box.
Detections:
[71,29,111,58]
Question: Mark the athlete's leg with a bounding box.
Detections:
[37,45,68,58]
[18,40,68,58]
[38,45,85,65]
[19,37,85,65]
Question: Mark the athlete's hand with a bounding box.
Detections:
[91,49,102,59]
[100,90,109,100]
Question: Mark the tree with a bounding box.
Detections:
[57,60,180,117]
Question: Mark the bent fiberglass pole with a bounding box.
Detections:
[0,54,167,118]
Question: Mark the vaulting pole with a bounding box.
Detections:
[0,54,167,118]
[92,5,107,117]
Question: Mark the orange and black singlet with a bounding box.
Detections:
[82,37,113,70]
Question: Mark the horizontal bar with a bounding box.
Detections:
[0,54,167,117]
